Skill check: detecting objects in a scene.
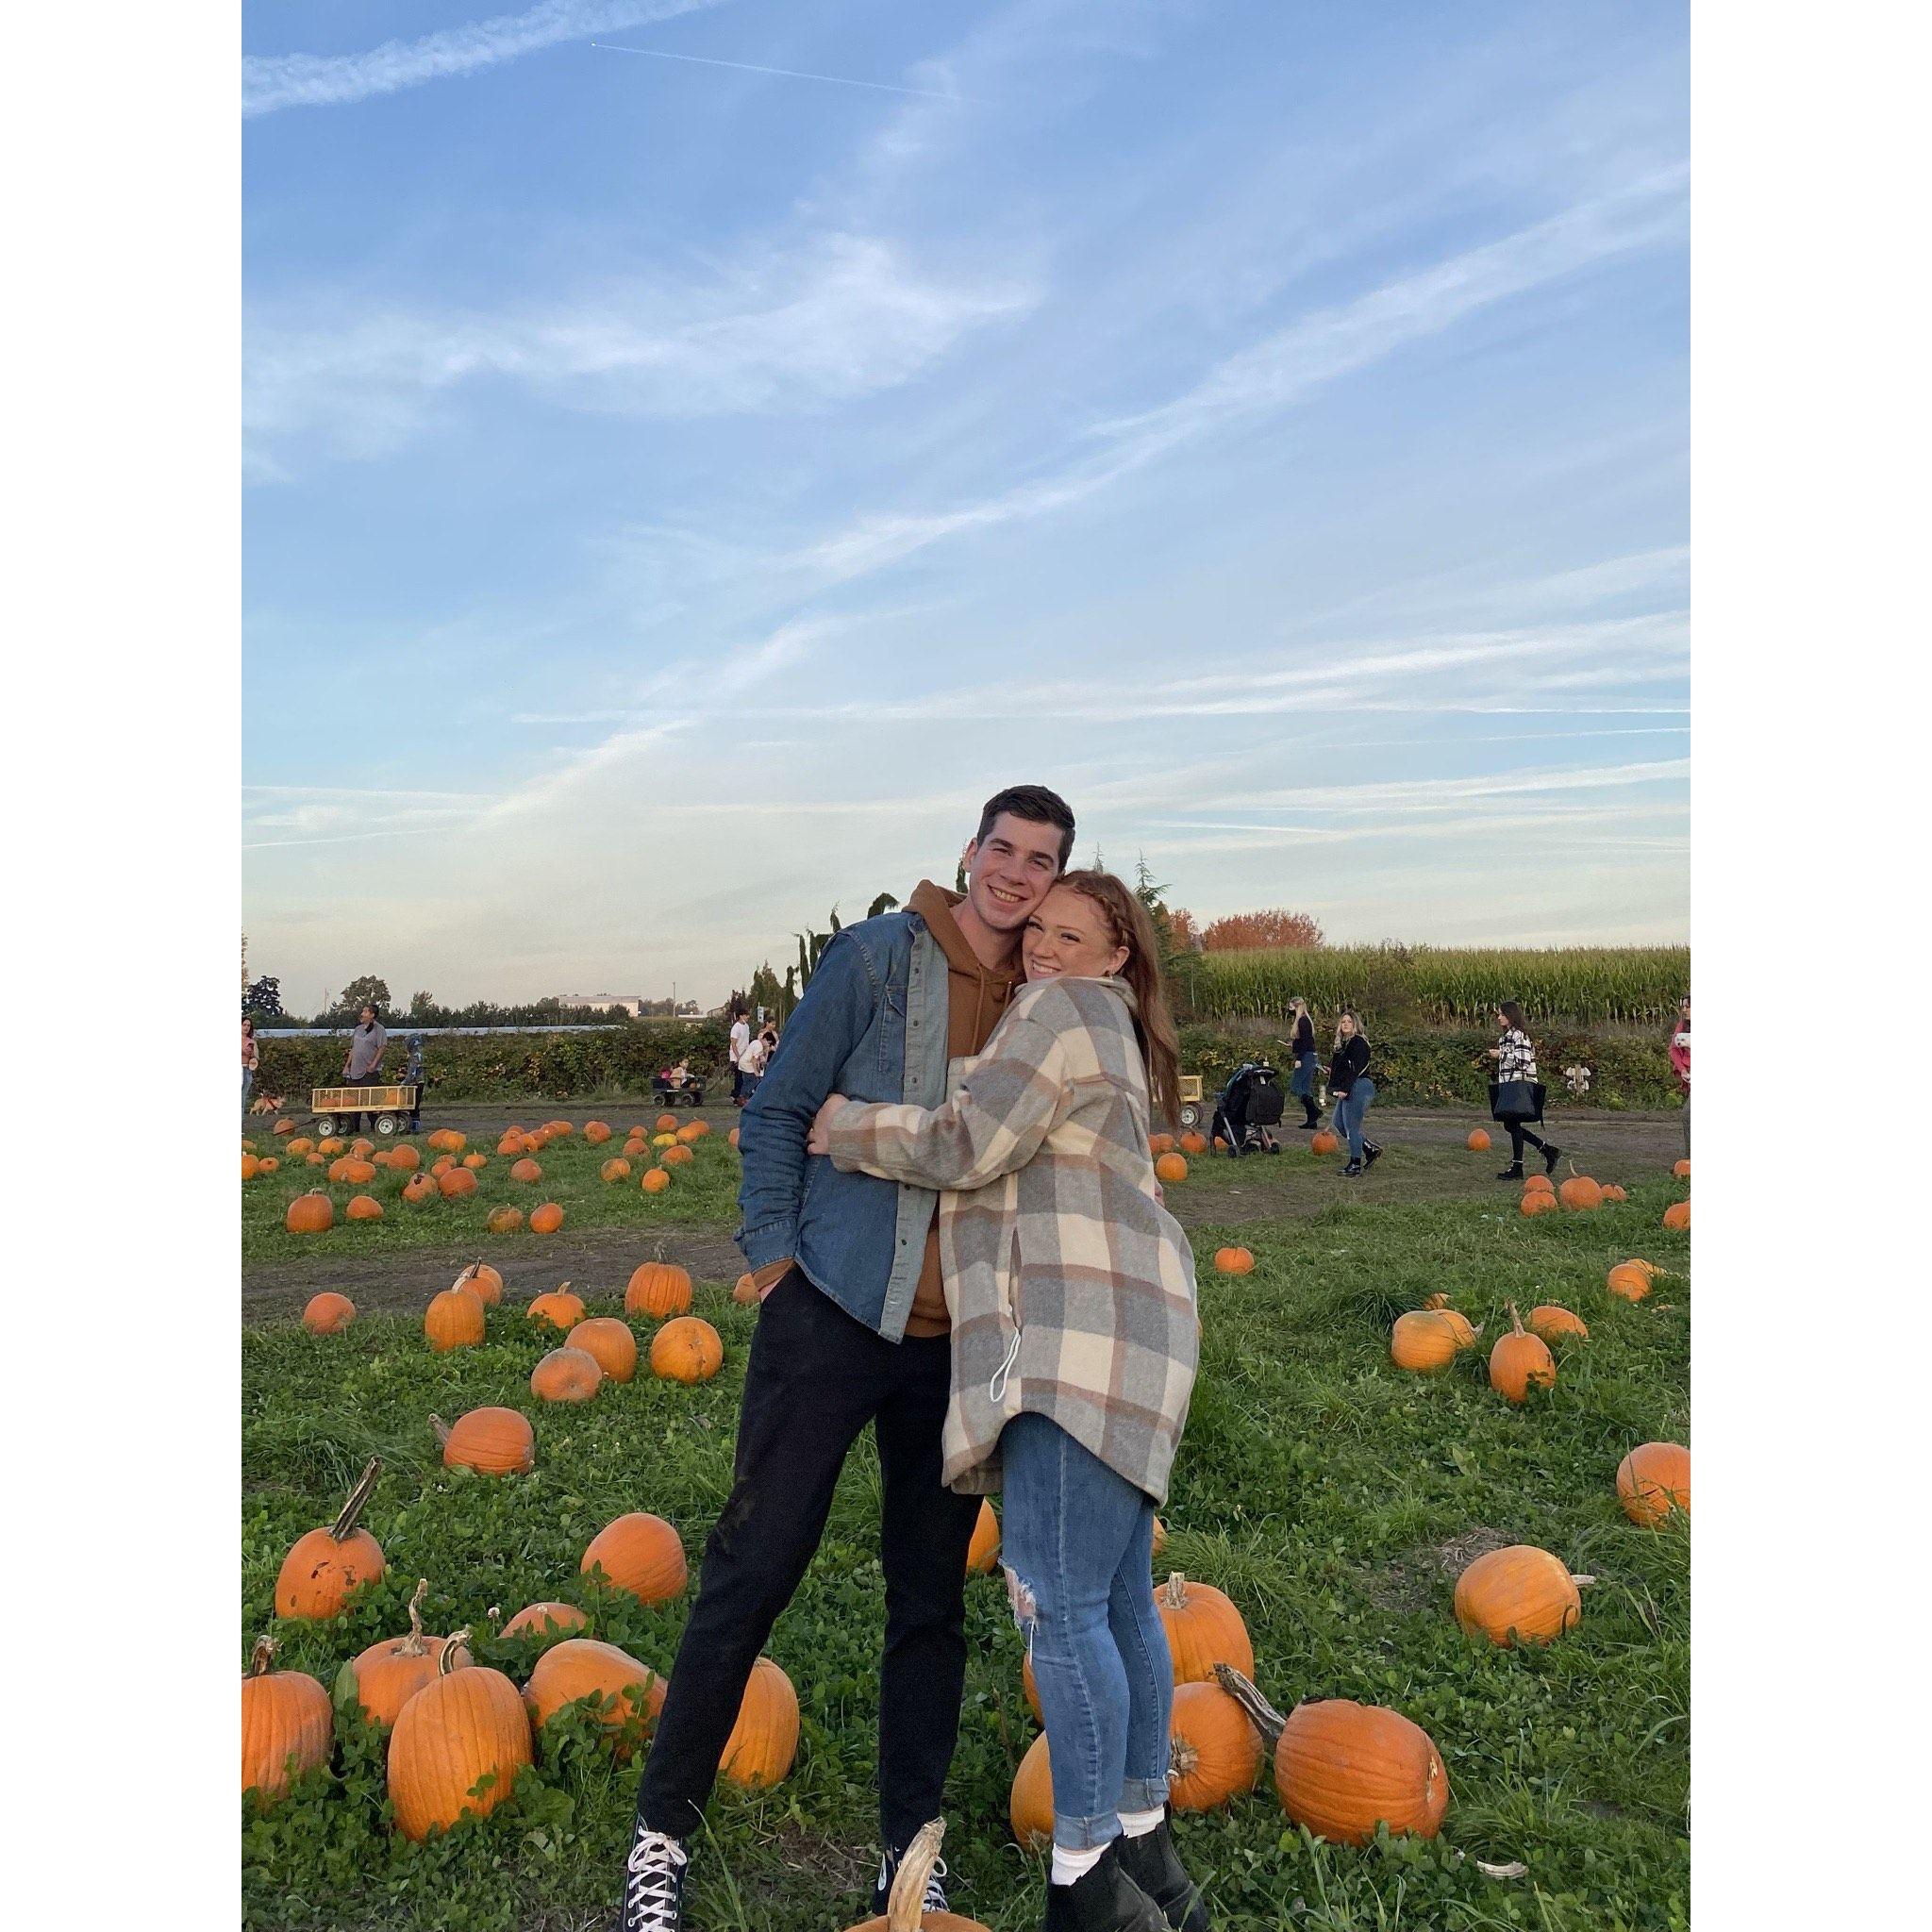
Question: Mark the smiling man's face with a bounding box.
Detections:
[962,812,1065,934]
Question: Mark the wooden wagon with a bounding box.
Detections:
[309,1084,419,1138]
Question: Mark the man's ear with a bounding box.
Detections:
[960,840,978,875]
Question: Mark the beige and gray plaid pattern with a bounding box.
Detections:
[825,975,1198,1505]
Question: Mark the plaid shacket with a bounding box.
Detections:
[824,974,1198,1505]
[1496,1027,1539,1082]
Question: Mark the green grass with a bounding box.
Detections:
[242,1126,745,1264]
[242,1179,1690,1931]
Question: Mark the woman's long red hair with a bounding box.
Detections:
[1052,870,1183,1128]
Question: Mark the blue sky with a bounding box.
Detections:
[242,0,1688,1011]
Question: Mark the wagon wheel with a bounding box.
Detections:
[1178,1102,1202,1129]
[375,1113,399,1136]
[311,1115,334,1138]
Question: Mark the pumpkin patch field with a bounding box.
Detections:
[242,1120,1689,1931]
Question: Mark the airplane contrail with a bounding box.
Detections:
[590,41,980,103]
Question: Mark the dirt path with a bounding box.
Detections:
[242,1103,1686,1325]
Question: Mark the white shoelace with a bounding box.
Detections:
[625,1831,689,1931]
[876,1851,949,1913]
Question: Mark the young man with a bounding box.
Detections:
[621,785,1076,1932]
[727,1008,751,1107]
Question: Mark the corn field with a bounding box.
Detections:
[1178,944,1689,1027]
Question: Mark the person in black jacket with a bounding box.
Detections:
[1489,1001,1561,1181]
[1329,1008,1381,1177]
[1287,996,1322,1129]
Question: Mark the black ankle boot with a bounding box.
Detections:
[1302,1103,1320,1128]
[1496,1162,1524,1181]
[1114,1818,1208,1930]
[1542,1143,1562,1175]
[1042,1842,1167,1932]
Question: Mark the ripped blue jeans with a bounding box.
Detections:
[998,1411,1173,1850]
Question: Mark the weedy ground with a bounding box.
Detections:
[242,1122,1689,1932]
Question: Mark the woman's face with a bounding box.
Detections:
[359,1005,375,1027]
[1338,1013,1357,1041]
[1023,885,1129,983]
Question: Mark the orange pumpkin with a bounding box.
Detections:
[1155,1153,1189,1184]
[346,1193,383,1222]
[1167,1678,1263,1811]
[451,1260,503,1307]
[529,1202,565,1234]
[1489,1303,1557,1403]
[1663,1199,1690,1230]
[641,1168,672,1194]
[435,1407,534,1477]
[601,1157,633,1183]
[316,1138,345,1158]
[675,1123,704,1144]
[1212,1246,1255,1274]
[719,1656,798,1787]
[387,1633,531,1841]
[426,1129,466,1154]
[510,1158,543,1184]
[302,1291,356,1335]
[584,1121,613,1145]
[1179,1131,1208,1155]
[965,1500,999,1574]
[531,1346,604,1404]
[1009,1732,1054,1848]
[1520,1190,1559,1218]
[527,1287,587,1332]
[1149,1132,1174,1156]
[1558,1174,1605,1212]
[257,1157,280,1174]
[567,1317,637,1383]
[425,1288,486,1353]
[728,1127,741,1149]
[626,1261,693,1319]
[733,1271,760,1306]
[1522,1171,1555,1195]
[274,1458,385,1619]
[1525,1304,1589,1342]
[1617,1441,1690,1526]
[438,1167,478,1200]
[524,1638,665,1757]
[1309,1130,1339,1156]
[847,1819,983,1932]
[387,1144,421,1172]
[1453,1545,1582,1646]
[656,1113,679,1132]
[1607,1261,1657,1302]
[242,1635,332,1802]
[1466,1129,1491,1151]
[582,1511,688,1604]
[462,1152,488,1171]
[285,1191,334,1236]
[1259,1683,1449,1845]
[431,1156,457,1177]
[649,1316,724,1384]
[402,1173,437,1204]
[1158,1573,1254,1684]
[662,1144,694,1167]
[1391,1310,1460,1373]
[1673,1158,1690,1178]
[487,1205,525,1235]
[274,1118,298,1137]
[501,1601,587,1641]
[242,1152,259,1181]
[340,1581,473,1726]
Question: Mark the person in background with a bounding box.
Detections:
[403,1033,425,1134]
[341,1003,388,1134]
[242,1015,259,1124]
[1669,995,1690,1155]
[1328,1009,1381,1177]
[1287,996,1321,1129]
[664,1058,691,1091]
[1489,1001,1560,1181]
[734,1028,768,1102]
[729,1007,752,1107]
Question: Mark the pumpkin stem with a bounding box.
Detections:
[397,1579,430,1657]
[331,1457,382,1541]
[886,1819,946,1932]
[1162,1571,1191,1610]
[429,1413,451,1447]
[439,1627,471,1679]
[1571,1574,1597,1588]
[247,1633,277,1678]
[1168,1734,1201,1780]
[1214,1663,1286,1747]
[1506,1301,1526,1338]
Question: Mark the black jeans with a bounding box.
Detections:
[636,1268,982,1851]
[1507,1120,1548,1161]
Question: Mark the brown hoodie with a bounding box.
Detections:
[902,879,1021,1336]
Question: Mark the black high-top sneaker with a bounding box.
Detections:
[871,1843,950,1917]
[1041,1842,1168,1932]
[619,1824,690,1932]
[1114,1816,1210,1930]
[1341,1158,1364,1177]
[1362,1141,1384,1170]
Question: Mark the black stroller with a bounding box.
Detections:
[1211,1061,1285,1158]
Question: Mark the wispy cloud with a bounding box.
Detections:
[590,39,985,104]
[246,236,1034,474]
[242,0,731,118]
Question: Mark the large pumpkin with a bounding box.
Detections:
[719,1656,798,1787]
[626,1261,693,1319]
[527,1287,587,1332]
[434,1407,535,1477]
[1606,1261,1657,1303]
[1519,1190,1559,1218]
[567,1316,638,1383]
[584,1121,612,1145]
[847,1818,987,1932]
[965,1500,999,1575]
[387,1634,532,1841]
[454,1260,504,1307]
[1525,1304,1589,1342]
[425,1288,486,1353]
[346,1194,383,1222]
[1557,1174,1604,1211]
[438,1167,478,1200]
[302,1291,356,1335]
[524,1638,665,1757]
[274,1458,385,1619]
[1009,1732,1054,1848]
[1673,1158,1690,1178]
[387,1143,421,1172]
[1522,1171,1555,1196]
[641,1167,672,1194]
[582,1512,688,1604]
[510,1158,543,1184]
[1167,1678,1263,1811]
[339,1580,473,1727]
[487,1205,525,1235]
[1453,1545,1582,1646]
[285,1191,334,1235]
[1663,1199,1690,1231]
[529,1201,565,1234]
[1390,1310,1459,1374]
[650,1316,724,1384]
[242,1635,332,1802]
[601,1157,633,1183]
[1617,1441,1690,1526]
[1221,1667,1448,1846]
[501,1601,587,1641]
[1489,1303,1556,1405]
[1158,1573,1254,1684]
[1155,1153,1189,1184]
[402,1173,437,1205]
[532,1346,604,1404]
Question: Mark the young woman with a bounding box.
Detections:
[1328,1008,1380,1176]
[242,1015,259,1124]
[1489,1001,1561,1180]
[1287,996,1321,1129]
[1669,995,1690,1156]
[809,871,1203,1932]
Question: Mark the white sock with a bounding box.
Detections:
[1050,1843,1107,1886]
[1118,1806,1163,1838]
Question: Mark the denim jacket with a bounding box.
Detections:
[737,909,951,1341]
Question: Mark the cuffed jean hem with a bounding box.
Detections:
[1120,1774,1169,1812]
[1052,1807,1124,1852]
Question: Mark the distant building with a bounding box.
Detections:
[555,993,649,1018]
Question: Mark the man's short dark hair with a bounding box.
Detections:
[975,785,1076,870]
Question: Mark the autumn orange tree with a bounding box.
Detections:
[1202,908,1324,951]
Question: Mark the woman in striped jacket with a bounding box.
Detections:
[1490,1000,1562,1181]
[809,871,1203,1932]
